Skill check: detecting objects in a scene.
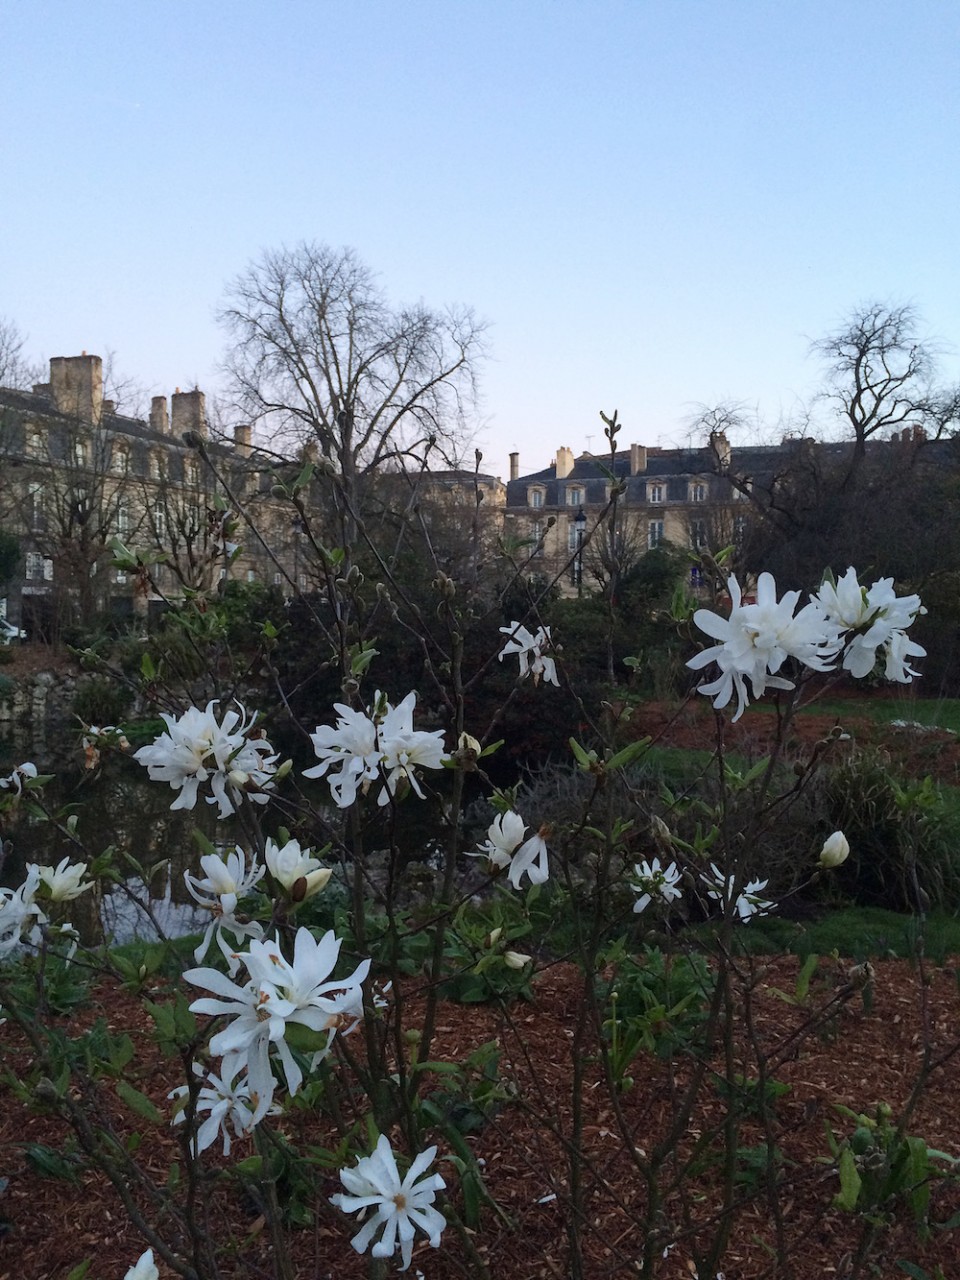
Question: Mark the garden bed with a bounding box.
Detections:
[2,953,958,1279]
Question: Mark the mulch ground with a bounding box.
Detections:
[2,954,959,1280]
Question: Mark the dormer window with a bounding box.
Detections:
[566,486,583,506]
[647,482,663,504]
[528,486,545,509]
[690,481,707,503]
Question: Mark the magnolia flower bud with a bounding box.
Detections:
[274,758,294,782]
[302,867,332,899]
[458,732,482,756]
[818,830,850,869]
[486,927,502,948]
[227,769,250,790]
[503,950,531,970]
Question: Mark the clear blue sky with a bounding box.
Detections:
[3,1,959,478]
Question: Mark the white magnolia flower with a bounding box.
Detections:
[123,1249,158,1280]
[630,857,683,914]
[702,863,773,922]
[183,846,265,971]
[816,568,926,682]
[331,1134,447,1272]
[688,573,842,721]
[503,950,532,970]
[377,692,447,805]
[474,811,550,889]
[185,927,370,1105]
[304,703,382,808]
[133,701,278,818]
[0,865,47,959]
[169,1051,277,1155]
[818,830,850,869]
[264,837,331,899]
[498,622,560,687]
[33,857,94,903]
[0,761,38,796]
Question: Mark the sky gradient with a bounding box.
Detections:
[3,1,959,479]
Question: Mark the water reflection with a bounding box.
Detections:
[1,752,232,944]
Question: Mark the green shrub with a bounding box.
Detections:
[72,676,134,727]
[825,749,960,912]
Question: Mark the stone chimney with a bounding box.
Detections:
[32,382,51,398]
[150,396,169,435]
[709,429,731,471]
[509,451,519,481]
[102,399,116,416]
[555,445,575,479]
[234,424,252,457]
[49,353,103,422]
[171,387,207,440]
[629,443,647,475]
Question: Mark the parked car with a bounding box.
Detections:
[0,617,26,644]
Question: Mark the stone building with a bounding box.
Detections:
[503,435,755,594]
[0,353,289,636]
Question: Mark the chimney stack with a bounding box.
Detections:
[150,396,169,434]
[629,443,647,475]
[171,388,207,440]
[49,354,103,423]
[509,451,519,481]
[234,424,252,457]
[555,445,574,479]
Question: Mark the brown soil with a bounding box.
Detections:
[2,956,959,1280]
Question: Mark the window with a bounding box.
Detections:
[115,569,128,585]
[28,482,44,531]
[246,569,256,583]
[648,520,664,549]
[530,520,545,558]
[690,482,707,503]
[734,514,748,544]
[113,445,129,475]
[692,519,708,550]
[273,572,282,586]
[566,487,583,506]
[26,553,53,582]
[647,482,663,504]
[154,502,166,543]
[116,504,129,538]
[298,573,307,590]
[568,522,586,553]
[73,438,87,467]
[218,568,227,581]
[528,487,544,509]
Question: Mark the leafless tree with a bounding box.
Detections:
[217,243,488,546]
[0,317,42,390]
[812,301,960,477]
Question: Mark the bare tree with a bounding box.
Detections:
[813,301,960,478]
[217,243,488,545]
[0,317,42,390]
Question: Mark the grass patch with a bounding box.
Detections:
[720,906,960,963]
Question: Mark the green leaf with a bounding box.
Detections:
[836,1146,862,1211]
[140,651,156,680]
[66,1263,93,1280]
[607,738,652,771]
[116,1081,162,1124]
[896,1263,932,1280]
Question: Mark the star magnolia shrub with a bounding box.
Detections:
[331,1134,447,1271]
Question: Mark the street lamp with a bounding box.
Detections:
[575,505,586,597]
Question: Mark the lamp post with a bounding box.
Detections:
[575,505,586,597]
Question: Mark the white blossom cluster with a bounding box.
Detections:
[498,622,559,686]
[304,690,446,809]
[472,810,550,889]
[0,856,92,960]
[688,568,926,721]
[133,700,278,818]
